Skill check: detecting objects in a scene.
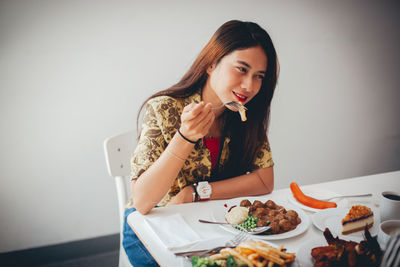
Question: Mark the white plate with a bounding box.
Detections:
[211,196,310,240]
[296,235,363,267]
[295,238,325,267]
[181,239,297,267]
[311,206,379,238]
[288,188,349,212]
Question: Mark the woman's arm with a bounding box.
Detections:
[131,101,214,214]
[167,166,274,205]
[131,132,195,214]
[211,166,274,199]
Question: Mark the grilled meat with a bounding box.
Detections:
[311,227,382,267]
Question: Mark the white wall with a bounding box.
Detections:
[1,0,399,252]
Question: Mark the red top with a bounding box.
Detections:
[203,137,221,170]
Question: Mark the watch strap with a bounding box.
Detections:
[192,184,199,202]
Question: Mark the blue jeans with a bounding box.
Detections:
[123,208,159,267]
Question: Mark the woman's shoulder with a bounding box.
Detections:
[146,92,201,112]
[146,95,184,110]
[144,96,187,124]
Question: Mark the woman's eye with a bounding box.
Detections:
[257,74,265,80]
[236,66,247,73]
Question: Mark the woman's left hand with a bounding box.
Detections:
[166,185,194,205]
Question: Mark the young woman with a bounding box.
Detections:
[123,20,279,266]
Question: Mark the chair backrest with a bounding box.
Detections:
[103,130,137,229]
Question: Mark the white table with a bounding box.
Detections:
[128,171,400,266]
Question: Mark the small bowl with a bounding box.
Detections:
[377,220,400,250]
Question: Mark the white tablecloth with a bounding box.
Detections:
[128,170,400,266]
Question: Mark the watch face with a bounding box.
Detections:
[197,182,212,198]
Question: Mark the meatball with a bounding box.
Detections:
[272,217,281,224]
[276,206,287,214]
[256,219,269,227]
[260,215,274,222]
[275,213,285,221]
[269,210,279,216]
[286,210,298,218]
[249,205,258,213]
[270,221,280,234]
[279,219,292,231]
[252,207,268,218]
[240,199,251,207]
[260,215,273,222]
[263,209,275,217]
[253,200,264,208]
[265,200,276,209]
[286,210,299,224]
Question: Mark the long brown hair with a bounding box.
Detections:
[137,20,279,179]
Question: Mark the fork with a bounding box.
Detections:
[316,193,372,201]
[198,219,270,234]
[211,101,247,110]
[380,231,400,267]
[174,230,248,257]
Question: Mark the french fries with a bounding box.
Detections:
[207,240,295,267]
[238,105,247,122]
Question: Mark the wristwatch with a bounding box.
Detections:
[196,181,212,201]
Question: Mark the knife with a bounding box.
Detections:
[174,246,227,257]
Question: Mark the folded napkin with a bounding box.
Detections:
[145,213,203,251]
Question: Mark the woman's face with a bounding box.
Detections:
[205,45,267,110]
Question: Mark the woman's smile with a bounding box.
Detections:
[232,91,248,103]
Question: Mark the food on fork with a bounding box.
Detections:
[192,240,296,267]
[341,205,374,235]
[290,182,337,209]
[223,100,247,121]
[238,105,247,122]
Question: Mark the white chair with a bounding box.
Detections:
[104,130,137,267]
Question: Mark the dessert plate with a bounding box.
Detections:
[288,188,349,212]
[311,206,379,238]
[211,196,310,240]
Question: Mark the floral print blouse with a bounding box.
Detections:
[130,91,274,207]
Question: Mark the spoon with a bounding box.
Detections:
[317,193,373,201]
[198,219,271,235]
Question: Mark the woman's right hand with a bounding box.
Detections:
[179,101,214,141]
